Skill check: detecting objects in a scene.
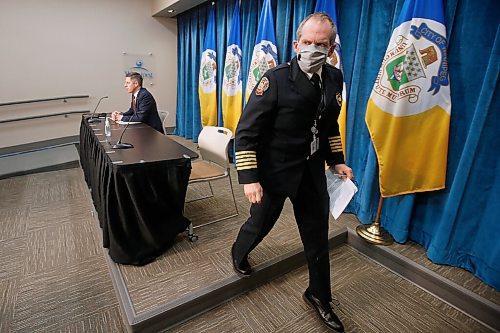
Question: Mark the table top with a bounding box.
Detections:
[86,118,198,165]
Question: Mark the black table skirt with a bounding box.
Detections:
[79,118,192,265]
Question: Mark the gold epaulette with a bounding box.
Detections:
[235,150,257,171]
[328,136,343,153]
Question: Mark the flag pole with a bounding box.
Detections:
[356,196,394,245]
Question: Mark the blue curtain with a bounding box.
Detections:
[176,0,500,290]
[176,0,313,139]
[175,5,207,139]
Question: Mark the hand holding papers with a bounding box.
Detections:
[326,168,358,219]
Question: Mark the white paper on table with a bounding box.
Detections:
[325,168,358,219]
[117,121,141,125]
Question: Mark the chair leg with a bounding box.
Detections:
[187,222,199,242]
[192,174,239,230]
[228,173,239,216]
[185,181,215,203]
[208,180,214,196]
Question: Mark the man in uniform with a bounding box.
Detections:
[111,72,164,134]
[231,13,353,333]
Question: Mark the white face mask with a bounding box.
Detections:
[297,44,329,73]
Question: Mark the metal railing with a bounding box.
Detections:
[0,95,89,107]
[0,110,90,124]
[0,95,90,124]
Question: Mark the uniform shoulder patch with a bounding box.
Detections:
[336,92,342,107]
[255,77,270,96]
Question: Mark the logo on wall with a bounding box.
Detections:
[125,58,153,79]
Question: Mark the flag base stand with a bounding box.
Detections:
[356,197,394,246]
[356,223,393,245]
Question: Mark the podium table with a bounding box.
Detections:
[79,116,198,265]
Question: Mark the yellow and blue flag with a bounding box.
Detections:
[198,5,217,127]
[222,0,243,137]
[314,0,348,155]
[365,0,451,197]
[245,0,278,101]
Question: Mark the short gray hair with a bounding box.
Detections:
[296,12,337,46]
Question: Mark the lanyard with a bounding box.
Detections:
[310,81,325,156]
[311,81,326,136]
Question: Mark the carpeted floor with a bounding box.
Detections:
[0,136,497,332]
[171,245,493,333]
[0,168,124,332]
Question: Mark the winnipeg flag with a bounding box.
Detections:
[314,0,348,155]
[245,0,278,101]
[365,0,451,197]
[198,5,217,127]
[222,0,243,136]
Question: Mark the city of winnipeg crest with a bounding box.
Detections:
[223,45,243,96]
[199,50,217,94]
[372,20,450,116]
[246,41,278,95]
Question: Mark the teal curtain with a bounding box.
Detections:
[337,0,500,290]
[175,5,207,139]
[176,0,500,290]
[176,0,313,138]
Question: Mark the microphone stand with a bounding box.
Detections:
[87,96,109,123]
[112,110,137,149]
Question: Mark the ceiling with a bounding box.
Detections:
[152,0,208,18]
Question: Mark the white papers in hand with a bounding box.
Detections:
[325,168,358,219]
[117,121,141,125]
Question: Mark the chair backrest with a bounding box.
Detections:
[197,126,232,169]
[158,110,169,134]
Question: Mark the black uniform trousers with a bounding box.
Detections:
[233,166,332,306]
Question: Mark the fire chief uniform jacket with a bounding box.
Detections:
[235,57,345,197]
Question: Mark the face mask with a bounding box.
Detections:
[297,44,329,73]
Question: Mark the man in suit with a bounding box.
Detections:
[232,13,353,333]
[111,72,164,134]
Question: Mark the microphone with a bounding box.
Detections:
[112,111,137,149]
[87,96,109,123]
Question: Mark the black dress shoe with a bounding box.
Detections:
[303,290,344,332]
[231,243,252,277]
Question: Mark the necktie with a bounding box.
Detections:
[311,73,321,91]
[132,95,136,113]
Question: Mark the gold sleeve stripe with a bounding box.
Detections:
[236,160,257,166]
[236,151,258,171]
[328,137,342,142]
[331,148,343,153]
[330,143,343,149]
[236,165,258,171]
[236,156,257,161]
[235,150,256,156]
[236,158,256,163]
[236,161,257,167]
[236,150,258,171]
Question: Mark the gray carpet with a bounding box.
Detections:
[0,137,497,332]
[171,245,493,333]
[0,169,124,332]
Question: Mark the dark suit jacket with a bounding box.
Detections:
[121,87,164,134]
[235,57,345,197]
